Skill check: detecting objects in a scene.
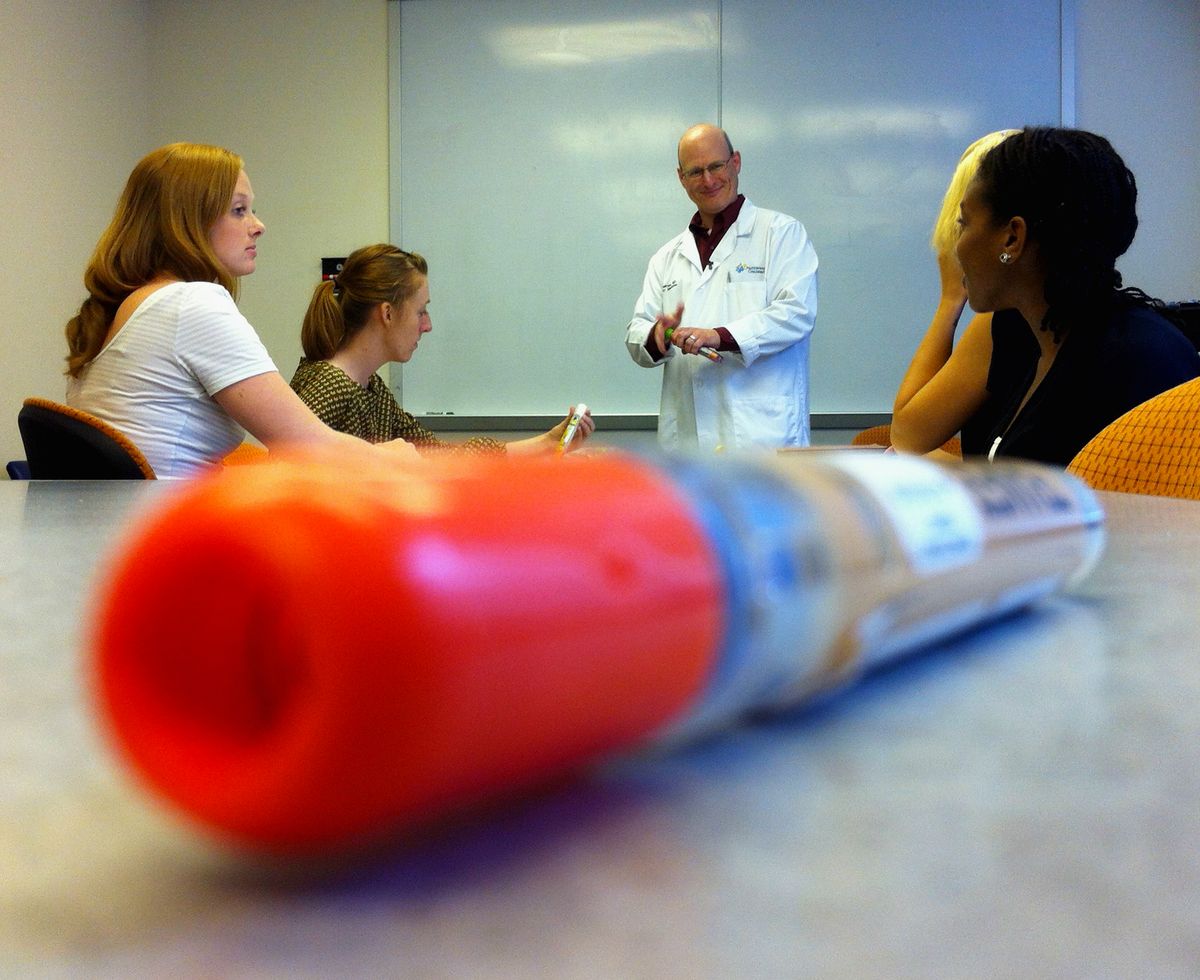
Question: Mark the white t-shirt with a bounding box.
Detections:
[66,281,277,478]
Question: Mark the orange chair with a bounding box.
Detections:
[222,441,269,467]
[850,422,961,458]
[1067,376,1200,500]
[849,423,892,448]
[17,397,155,479]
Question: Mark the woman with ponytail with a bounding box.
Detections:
[290,243,592,456]
[891,126,1198,464]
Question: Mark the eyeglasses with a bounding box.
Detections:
[680,156,733,182]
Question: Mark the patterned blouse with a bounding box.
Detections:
[289,359,505,456]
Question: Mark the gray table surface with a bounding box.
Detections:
[2,479,1199,979]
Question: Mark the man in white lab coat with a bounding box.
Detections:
[626,124,819,451]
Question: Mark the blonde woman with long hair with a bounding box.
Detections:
[891,130,1016,457]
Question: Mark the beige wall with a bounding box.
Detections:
[145,0,391,380]
[0,0,152,465]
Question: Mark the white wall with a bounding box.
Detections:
[2,0,1197,469]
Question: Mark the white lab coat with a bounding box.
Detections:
[626,199,819,451]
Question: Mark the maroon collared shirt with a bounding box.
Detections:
[644,195,744,360]
[690,193,746,271]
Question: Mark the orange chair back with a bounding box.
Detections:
[850,422,961,458]
[222,441,269,467]
[1067,376,1200,500]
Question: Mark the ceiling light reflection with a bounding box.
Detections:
[489,13,717,67]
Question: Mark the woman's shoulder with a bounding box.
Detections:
[1092,302,1200,394]
[291,359,373,434]
[290,358,360,399]
[145,279,230,301]
[115,281,232,328]
[1104,302,1196,357]
[292,356,341,384]
[365,371,399,398]
[156,281,241,326]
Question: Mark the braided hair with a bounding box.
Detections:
[975,126,1161,342]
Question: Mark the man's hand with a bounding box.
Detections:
[670,326,721,355]
[652,303,685,356]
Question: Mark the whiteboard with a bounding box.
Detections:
[389,0,1062,425]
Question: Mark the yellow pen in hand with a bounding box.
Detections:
[558,403,589,454]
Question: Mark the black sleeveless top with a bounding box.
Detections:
[961,305,1199,465]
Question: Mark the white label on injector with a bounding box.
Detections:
[822,454,985,574]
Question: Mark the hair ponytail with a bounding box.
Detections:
[300,279,346,360]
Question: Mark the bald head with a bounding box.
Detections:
[677,124,734,163]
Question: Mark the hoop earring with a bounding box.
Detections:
[999,252,1012,265]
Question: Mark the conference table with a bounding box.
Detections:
[3,474,1199,977]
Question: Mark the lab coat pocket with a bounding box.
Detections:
[730,396,798,449]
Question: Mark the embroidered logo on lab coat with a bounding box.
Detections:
[734,263,765,275]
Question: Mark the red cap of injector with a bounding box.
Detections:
[91,450,723,853]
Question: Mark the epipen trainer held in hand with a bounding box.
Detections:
[557,403,588,453]
[91,449,1104,854]
[665,326,722,362]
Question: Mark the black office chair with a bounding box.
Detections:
[17,397,156,479]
